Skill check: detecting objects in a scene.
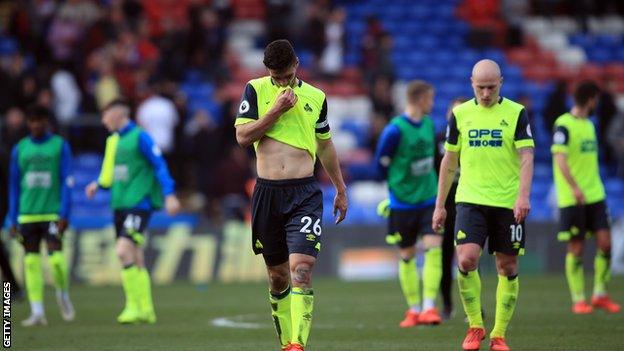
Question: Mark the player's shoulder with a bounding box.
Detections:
[499,97,525,114]
[299,79,326,100]
[247,76,271,89]
[452,98,477,116]
[553,112,573,127]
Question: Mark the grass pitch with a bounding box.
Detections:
[12,274,624,351]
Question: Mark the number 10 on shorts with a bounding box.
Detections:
[509,224,523,242]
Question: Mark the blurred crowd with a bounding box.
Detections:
[1,0,623,220]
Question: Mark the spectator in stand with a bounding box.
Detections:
[607,112,624,178]
[136,78,179,162]
[319,7,346,79]
[51,67,82,125]
[185,108,222,207]
[0,107,28,150]
[303,1,328,74]
[371,76,395,119]
[361,16,387,84]
[266,0,293,43]
[94,60,121,110]
[187,6,226,81]
[544,80,568,132]
[596,78,618,166]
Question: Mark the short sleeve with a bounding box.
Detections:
[444,113,461,152]
[513,108,535,149]
[234,83,259,126]
[315,98,331,139]
[551,125,569,154]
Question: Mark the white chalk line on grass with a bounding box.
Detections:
[210,314,431,331]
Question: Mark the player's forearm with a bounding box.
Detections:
[554,153,579,190]
[235,108,282,147]
[435,152,458,208]
[317,139,346,193]
[518,148,534,199]
[59,143,73,220]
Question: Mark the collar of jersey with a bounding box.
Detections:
[400,114,425,127]
[270,77,303,88]
[474,96,504,107]
[29,132,52,144]
[118,121,136,136]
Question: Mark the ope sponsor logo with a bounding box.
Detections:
[468,129,503,147]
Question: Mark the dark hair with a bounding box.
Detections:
[102,98,131,112]
[26,104,51,121]
[573,80,600,106]
[263,39,297,71]
[406,80,433,104]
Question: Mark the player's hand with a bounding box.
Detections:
[165,194,181,216]
[57,219,68,234]
[333,190,348,224]
[432,206,447,233]
[572,186,586,205]
[8,226,18,239]
[273,89,298,114]
[85,181,98,199]
[376,199,390,218]
[513,195,531,223]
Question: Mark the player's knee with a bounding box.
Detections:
[567,240,584,257]
[268,269,290,292]
[115,247,134,266]
[291,262,313,288]
[457,255,478,272]
[495,258,518,276]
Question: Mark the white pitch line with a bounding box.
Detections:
[211,314,269,329]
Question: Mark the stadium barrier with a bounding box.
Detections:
[2,219,621,286]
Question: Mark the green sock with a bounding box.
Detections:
[458,269,483,328]
[565,253,585,302]
[491,275,519,339]
[422,247,442,308]
[269,286,292,347]
[24,253,44,304]
[291,287,314,347]
[593,250,611,296]
[137,268,155,314]
[121,265,140,311]
[48,251,69,292]
[399,258,421,310]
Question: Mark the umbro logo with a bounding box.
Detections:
[500,119,509,126]
[304,103,313,112]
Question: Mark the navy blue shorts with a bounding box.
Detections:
[558,200,610,241]
[114,210,152,245]
[251,177,323,266]
[455,203,526,256]
[388,206,436,248]
[19,221,62,253]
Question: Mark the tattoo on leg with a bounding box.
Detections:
[293,266,311,287]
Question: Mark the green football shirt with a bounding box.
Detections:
[234,76,330,160]
[445,97,534,209]
[551,112,605,208]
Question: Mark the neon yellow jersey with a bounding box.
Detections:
[234,76,330,160]
[551,113,605,207]
[444,97,534,209]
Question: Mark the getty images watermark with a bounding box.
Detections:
[3,282,10,348]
